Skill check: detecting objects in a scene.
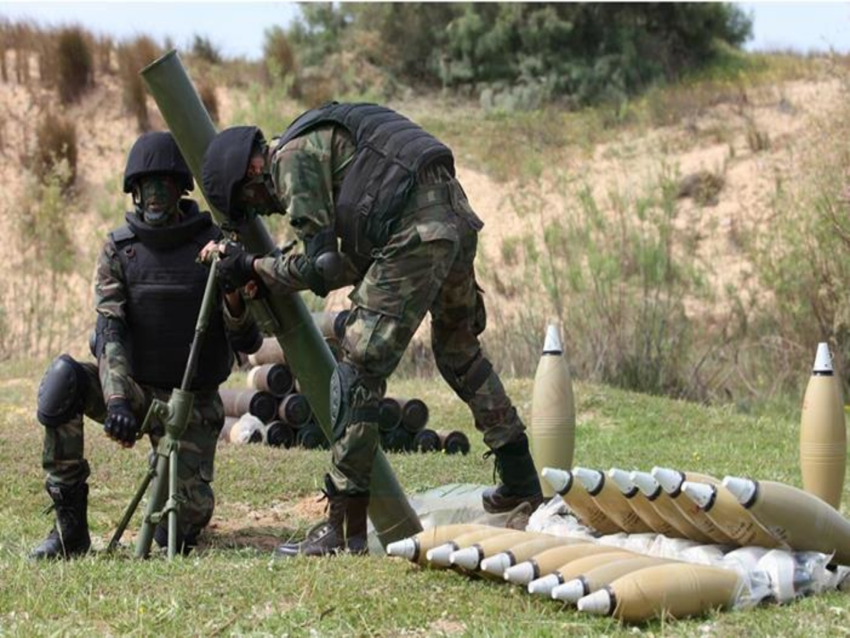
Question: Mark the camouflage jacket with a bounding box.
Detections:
[253,125,363,295]
[94,224,257,402]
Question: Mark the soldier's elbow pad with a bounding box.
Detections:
[37,354,89,427]
[90,315,127,359]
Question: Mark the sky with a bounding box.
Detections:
[1,2,849,59]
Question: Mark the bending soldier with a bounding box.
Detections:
[202,103,543,557]
[31,132,261,559]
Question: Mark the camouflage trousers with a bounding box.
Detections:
[41,357,225,539]
[331,178,525,494]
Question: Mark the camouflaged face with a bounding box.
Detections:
[138,175,181,226]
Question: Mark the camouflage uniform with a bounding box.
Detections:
[42,231,256,540]
[254,126,526,494]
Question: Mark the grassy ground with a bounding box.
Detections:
[0,364,848,636]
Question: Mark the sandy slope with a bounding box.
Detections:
[0,60,844,355]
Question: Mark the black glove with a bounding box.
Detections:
[104,398,139,446]
[216,242,258,293]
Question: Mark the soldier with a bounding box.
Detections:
[31,132,261,559]
[201,103,543,557]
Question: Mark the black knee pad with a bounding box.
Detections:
[37,354,89,427]
[436,352,493,402]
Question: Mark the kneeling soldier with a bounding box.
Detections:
[31,132,260,559]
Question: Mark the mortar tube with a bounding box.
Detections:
[141,49,421,546]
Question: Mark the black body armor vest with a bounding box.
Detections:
[109,202,232,391]
[276,102,455,260]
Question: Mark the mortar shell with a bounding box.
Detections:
[261,420,295,448]
[278,393,312,427]
[530,324,576,498]
[378,398,403,433]
[609,468,681,537]
[504,543,620,585]
[542,467,622,534]
[531,551,634,598]
[398,398,429,433]
[296,422,329,450]
[247,337,286,366]
[480,535,573,577]
[574,467,652,533]
[680,481,782,548]
[553,556,673,603]
[426,527,515,567]
[652,467,736,544]
[723,476,850,563]
[578,563,742,623]
[220,416,239,442]
[386,524,489,564]
[381,426,414,452]
[311,310,349,341]
[412,429,441,453]
[250,363,295,397]
[630,471,714,543]
[449,530,543,571]
[800,343,847,509]
[437,430,471,455]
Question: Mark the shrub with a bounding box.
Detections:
[191,34,222,65]
[56,27,94,104]
[262,25,297,87]
[118,36,160,131]
[33,111,78,190]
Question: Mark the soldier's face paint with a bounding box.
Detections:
[138,175,181,226]
[233,173,281,219]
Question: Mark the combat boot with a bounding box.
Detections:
[274,476,369,558]
[154,523,198,556]
[482,434,544,514]
[30,483,91,560]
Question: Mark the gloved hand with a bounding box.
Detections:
[216,242,258,293]
[104,398,139,447]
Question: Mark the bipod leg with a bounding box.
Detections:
[167,444,180,560]
[107,463,157,552]
[135,450,170,559]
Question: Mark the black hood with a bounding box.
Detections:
[201,126,260,219]
[126,199,214,250]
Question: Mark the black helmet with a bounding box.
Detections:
[123,131,194,193]
[201,126,264,218]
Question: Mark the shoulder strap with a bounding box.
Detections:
[109,223,136,247]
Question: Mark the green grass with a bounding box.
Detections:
[1,369,848,635]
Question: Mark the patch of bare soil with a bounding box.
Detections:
[204,496,327,552]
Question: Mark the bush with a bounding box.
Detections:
[118,36,160,131]
[56,27,94,104]
[262,25,297,87]
[749,102,850,396]
[33,111,78,191]
[191,34,222,65]
[286,3,753,107]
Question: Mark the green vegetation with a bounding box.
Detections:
[1,372,847,635]
[56,27,94,105]
[285,3,752,107]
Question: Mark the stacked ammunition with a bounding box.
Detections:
[376,397,468,455]
[224,311,447,453]
[219,369,322,449]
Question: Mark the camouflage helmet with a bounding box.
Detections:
[202,126,265,218]
[123,131,194,193]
